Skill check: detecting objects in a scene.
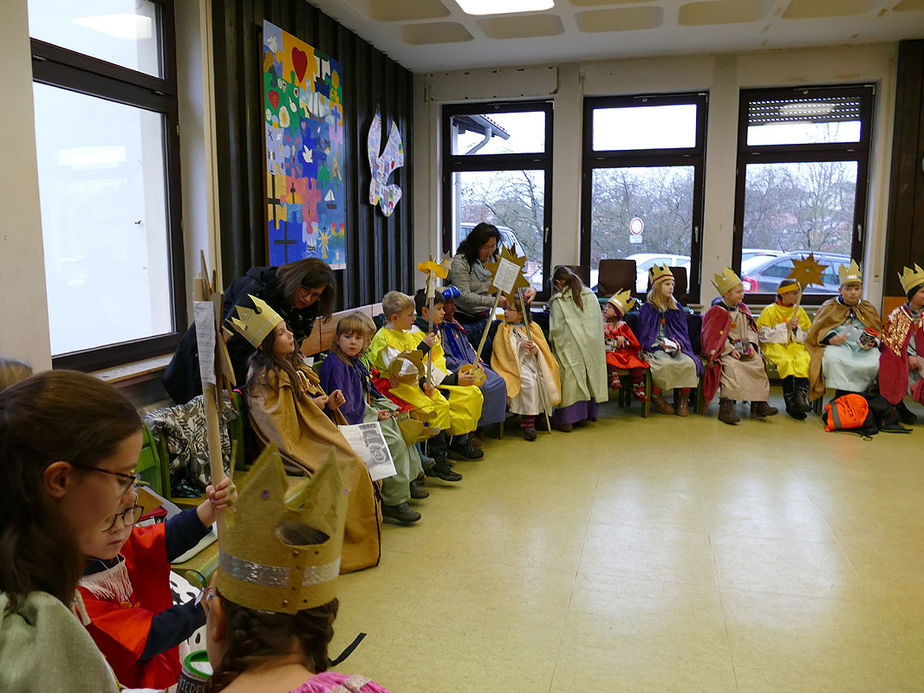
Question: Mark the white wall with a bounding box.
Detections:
[0,0,53,370]
[415,43,898,307]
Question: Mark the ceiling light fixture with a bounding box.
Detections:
[455,0,554,16]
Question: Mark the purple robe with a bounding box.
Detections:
[437,319,508,427]
[637,304,703,376]
[318,353,374,425]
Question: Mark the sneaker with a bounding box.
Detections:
[409,481,429,499]
[448,438,484,461]
[425,460,462,482]
[382,502,421,524]
[522,425,537,441]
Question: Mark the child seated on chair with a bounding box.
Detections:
[637,264,702,416]
[879,264,924,419]
[491,293,561,440]
[78,477,236,689]
[757,280,813,419]
[806,261,881,403]
[232,295,381,574]
[430,286,508,433]
[369,291,482,470]
[702,268,778,424]
[319,312,429,525]
[602,290,649,401]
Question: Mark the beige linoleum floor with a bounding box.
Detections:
[330,391,924,692]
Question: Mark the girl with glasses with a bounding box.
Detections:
[0,370,141,692]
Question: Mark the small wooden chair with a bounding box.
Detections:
[609,368,652,417]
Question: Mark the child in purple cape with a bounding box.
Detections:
[637,264,703,416]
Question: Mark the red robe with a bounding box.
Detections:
[701,302,758,404]
[879,304,924,405]
[604,322,649,371]
[78,523,179,689]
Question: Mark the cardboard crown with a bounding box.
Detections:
[838,260,863,287]
[606,289,636,318]
[899,264,924,295]
[713,267,742,295]
[227,294,283,349]
[648,263,673,286]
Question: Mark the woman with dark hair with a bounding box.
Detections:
[0,371,142,692]
[164,257,338,404]
[448,222,536,356]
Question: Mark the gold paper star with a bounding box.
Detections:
[387,350,425,384]
[786,253,827,289]
[484,244,530,295]
[416,253,450,280]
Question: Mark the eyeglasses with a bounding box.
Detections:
[78,465,139,494]
[104,505,144,532]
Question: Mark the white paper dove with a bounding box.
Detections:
[367,108,405,217]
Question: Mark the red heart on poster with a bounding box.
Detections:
[291,47,308,84]
[268,90,280,111]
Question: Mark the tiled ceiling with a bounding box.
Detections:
[307,0,924,71]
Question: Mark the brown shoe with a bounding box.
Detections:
[718,398,740,424]
[652,393,674,415]
[675,398,690,417]
[750,401,779,418]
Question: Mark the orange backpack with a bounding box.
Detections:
[823,394,872,433]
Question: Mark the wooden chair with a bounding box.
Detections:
[609,368,652,417]
[597,259,637,297]
[670,266,688,303]
[566,265,591,288]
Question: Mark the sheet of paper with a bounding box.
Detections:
[194,301,217,385]
[492,257,521,294]
[339,422,397,482]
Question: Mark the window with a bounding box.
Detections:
[732,86,874,303]
[29,0,185,370]
[442,102,552,295]
[581,93,707,300]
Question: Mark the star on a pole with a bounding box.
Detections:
[484,244,530,295]
[786,253,827,290]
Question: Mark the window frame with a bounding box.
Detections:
[441,100,553,298]
[580,92,708,303]
[731,84,874,306]
[29,0,186,371]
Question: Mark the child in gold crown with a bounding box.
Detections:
[231,295,381,574]
[806,261,881,403]
[203,449,391,693]
[637,264,702,416]
[491,292,561,440]
[879,263,924,417]
[756,280,813,419]
[702,268,778,424]
[602,290,649,401]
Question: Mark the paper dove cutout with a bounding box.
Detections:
[367,108,405,217]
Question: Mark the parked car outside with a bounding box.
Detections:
[740,251,851,294]
[741,248,785,265]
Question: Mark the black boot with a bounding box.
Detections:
[784,392,807,420]
[795,378,813,413]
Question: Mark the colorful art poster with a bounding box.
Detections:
[263,20,346,269]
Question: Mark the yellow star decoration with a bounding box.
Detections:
[787,253,827,290]
[416,253,450,280]
[387,350,425,385]
[484,244,531,295]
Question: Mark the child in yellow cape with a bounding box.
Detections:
[370,291,484,464]
[756,279,813,419]
[491,293,561,440]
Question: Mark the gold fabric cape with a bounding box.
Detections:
[247,363,381,573]
[805,298,881,402]
[491,322,561,404]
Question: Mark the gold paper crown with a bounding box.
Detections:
[606,289,636,317]
[713,267,742,295]
[216,445,349,614]
[648,263,673,286]
[899,264,924,295]
[838,260,863,287]
[227,294,283,349]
